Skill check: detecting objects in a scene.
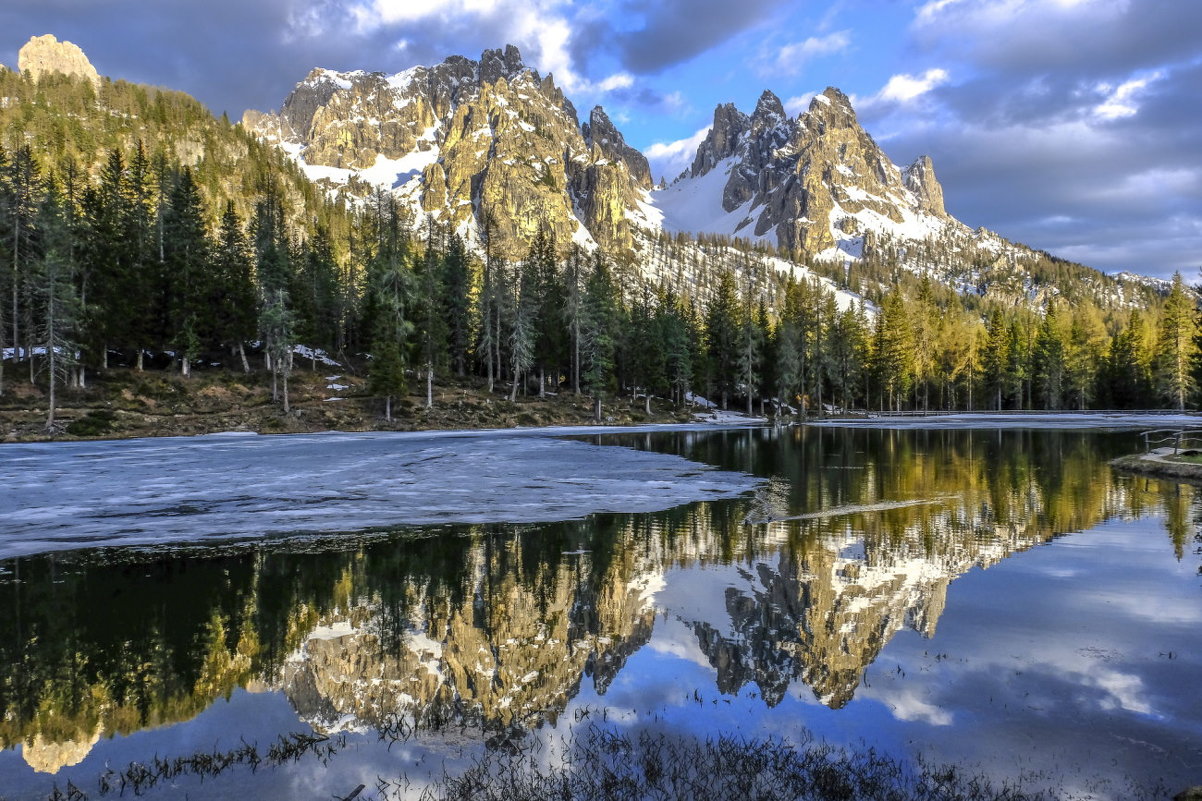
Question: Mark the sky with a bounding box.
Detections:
[1,0,1199,278]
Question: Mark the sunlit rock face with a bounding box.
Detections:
[17,34,100,87]
[679,87,954,256]
[244,46,649,260]
[21,725,101,774]
[277,540,658,733]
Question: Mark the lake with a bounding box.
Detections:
[0,425,1199,800]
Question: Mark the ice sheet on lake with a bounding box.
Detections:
[0,429,761,560]
[811,413,1202,430]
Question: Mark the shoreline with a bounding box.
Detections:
[1110,452,1202,483]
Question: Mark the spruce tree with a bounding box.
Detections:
[161,167,210,377]
[1152,273,1198,410]
[33,179,81,429]
[705,271,739,410]
[440,232,472,377]
[581,252,618,420]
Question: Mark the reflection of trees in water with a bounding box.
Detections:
[0,429,1187,771]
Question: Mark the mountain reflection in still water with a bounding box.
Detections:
[1,426,1199,800]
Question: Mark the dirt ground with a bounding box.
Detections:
[0,362,699,443]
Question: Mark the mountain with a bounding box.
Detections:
[0,38,348,240]
[244,45,1155,312]
[652,87,958,259]
[244,45,652,260]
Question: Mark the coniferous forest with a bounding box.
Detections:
[1,68,1200,433]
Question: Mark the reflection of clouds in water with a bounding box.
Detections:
[879,687,953,726]
[645,616,718,672]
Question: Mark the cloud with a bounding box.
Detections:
[1093,71,1163,120]
[645,126,712,183]
[769,30,850,76]
[869,0,1202,277]
[611,0,793,74]
[784,93,815,116]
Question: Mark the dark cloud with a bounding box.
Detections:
[877,0,1202,277]
[912,0,1202,79]
[0,0,542,116]
[609,0,794,74]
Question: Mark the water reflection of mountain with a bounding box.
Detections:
[0,429,1186,773]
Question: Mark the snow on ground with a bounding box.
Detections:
[693,410,768,425]
[0,427,762,561]
[649,158,771,244]
[811,412,1202,430]
[293,344,340,366]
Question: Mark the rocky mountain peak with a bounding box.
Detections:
[583,106,652,189]
[804,86,859,131]
[479,44,525,85]
[689,102,750,178]
[751,90,786,129]
[18,34,99,87]
[902,155,946,217]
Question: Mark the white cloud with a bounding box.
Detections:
[1094,71,1162,120]
[772,30,851,75]
[784,92,815,116]
[593,72,634,93]
[646,125,712,183]
[877,68,950,104]
[346,0,591,91]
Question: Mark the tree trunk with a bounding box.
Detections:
[426,363,433,409]
[136,349,144,372]
[539,367,545,398]
[283,372,290,413]
[182,356,190,378]
[509,371,519,403]
[272,368,278,402]
[746,392,752,416]
[238,342,250,373]
[573,324,580,395]
[645,393,651,415]
[594,395,602,422]
[45,292,56,431]
[486,338,494,394]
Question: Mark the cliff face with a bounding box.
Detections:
[245,46,649,259]
[18,34,99,86]
[658,87,955,258]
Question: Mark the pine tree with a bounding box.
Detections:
[1104,312,1152,408]
[705,271,739,410]
[415,228,448,407]
[33,179,81,429]
[982,310,1011,410]
[161,167,210,377]
[736,295,761,416]
[1153,273,1198,410]
[440,232,472,377]
[212,202,256,372]
[508,261,536,402]
[1034,303,1066,410]
[581,252,618,420]
[873,292,914,411]
[365,194,413,418]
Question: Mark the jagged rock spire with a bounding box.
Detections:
[18,34,99,86]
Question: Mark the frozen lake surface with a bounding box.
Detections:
[0,428,760,560]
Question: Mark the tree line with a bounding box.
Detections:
[1,141,1200,430]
